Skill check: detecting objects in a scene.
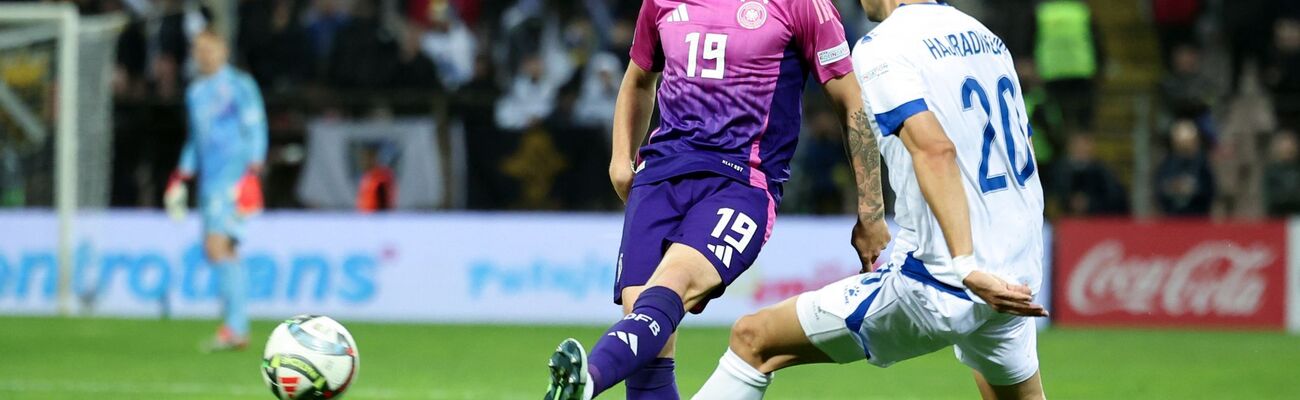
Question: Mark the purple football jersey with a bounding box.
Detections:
[630,0,854,196]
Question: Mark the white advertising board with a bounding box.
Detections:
[0,211,1053,326]
[1290,217,1300,333]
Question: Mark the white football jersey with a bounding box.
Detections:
[852,3,1044,296]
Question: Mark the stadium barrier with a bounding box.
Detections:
[1054,219,1299,333]
[12,212,1292,332]
[0,210,1052,326]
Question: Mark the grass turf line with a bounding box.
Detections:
[0,317,1297,399]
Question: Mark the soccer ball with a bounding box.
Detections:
[261,315,359,399]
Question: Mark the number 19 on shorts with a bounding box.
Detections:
[708,207,755,267]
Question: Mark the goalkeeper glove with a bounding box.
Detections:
[164,172,189,221]
[234,170,263,217]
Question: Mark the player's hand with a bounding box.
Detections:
[609,161,635,203]
[962,270,1048,317]
[164,172,190,221]
[851,218,890,273]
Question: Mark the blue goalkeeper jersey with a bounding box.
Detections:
[177,66,267,197]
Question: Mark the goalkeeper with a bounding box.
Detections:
[165,30,267,352]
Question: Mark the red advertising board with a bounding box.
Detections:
[1054,219,1288,329]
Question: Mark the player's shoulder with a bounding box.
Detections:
[851,7,927,54]
[852,4,982,61]
[767,0,844,24]
[225,68,262,93]
[184,78,204,100]
[851,24,906,66]
[226,68,255,84]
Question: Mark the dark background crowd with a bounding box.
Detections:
[2,0,1300,220]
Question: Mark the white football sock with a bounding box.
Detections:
[583,370,594,400]
[691,349,772,400]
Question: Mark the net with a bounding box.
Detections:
[0,4,125,314]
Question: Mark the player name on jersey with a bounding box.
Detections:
[919,30,1007,60]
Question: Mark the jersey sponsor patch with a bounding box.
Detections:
[818,41,850,65]
[862,63,890,83]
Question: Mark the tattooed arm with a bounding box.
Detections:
[823,74,891,269]
[844,108,886,225]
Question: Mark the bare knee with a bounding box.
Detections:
[644,244,723,309]
[204,235,233,262]
[728,312,771,367]
[982,370,1044,400]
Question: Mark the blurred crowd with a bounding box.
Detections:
[3,0,1299,219]
[1143,0,1300,219]
[90,0,640,210]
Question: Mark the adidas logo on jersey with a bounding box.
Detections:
[707,244,734,267]
[608,331,639,355]
[666,4,690,22]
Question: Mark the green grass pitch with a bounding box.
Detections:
[1,316,1297,399]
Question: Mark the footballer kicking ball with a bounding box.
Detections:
[262,315,359,399]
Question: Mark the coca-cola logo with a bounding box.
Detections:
[1067,240,1275,317]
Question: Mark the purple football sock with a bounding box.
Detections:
[626,358,678,399]
[587,286,685,396]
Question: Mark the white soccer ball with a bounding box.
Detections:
[261,315,359,399]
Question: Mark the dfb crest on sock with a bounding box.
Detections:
[623,313,661,336]
[585,287,686,396]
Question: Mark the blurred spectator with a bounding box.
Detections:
[1150,0,1202,68]
[1034,0,1103,131]
[1263,130,1300,216]
[547,59,615,210]
[797,110,851,215]
[607,18,636,66]
[1017,58,1063,169]
[978,0,1038,58]
[455,55,512,209]
[302,0,351,62]
[1155,120,1216,216]
[1264,18,1300,129]
[419,0,476,90]
[499,0,581,91]
[1158,43,1219,144]
[326,1,398,88]
[580,0,616,48]
[572,52,621,131]
[1221,0,1274,92]
[1047,133,1129,217]
[151,54,182,100]
[238,0,315,92]
[408,0,483,29]
[495,54,557,130]
[391,24,441,91]
[114,15,149,99]
[356,144,396,213]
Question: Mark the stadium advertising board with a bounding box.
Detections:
[1290,218,1300,333]
[0,211,1052,326]
[0,211,869,324]
[1054,219,1289,330]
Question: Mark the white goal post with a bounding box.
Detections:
[0,3,125,315]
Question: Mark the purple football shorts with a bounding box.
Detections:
[615,173,776,313]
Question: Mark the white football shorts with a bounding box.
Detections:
[795,264,1039,385]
